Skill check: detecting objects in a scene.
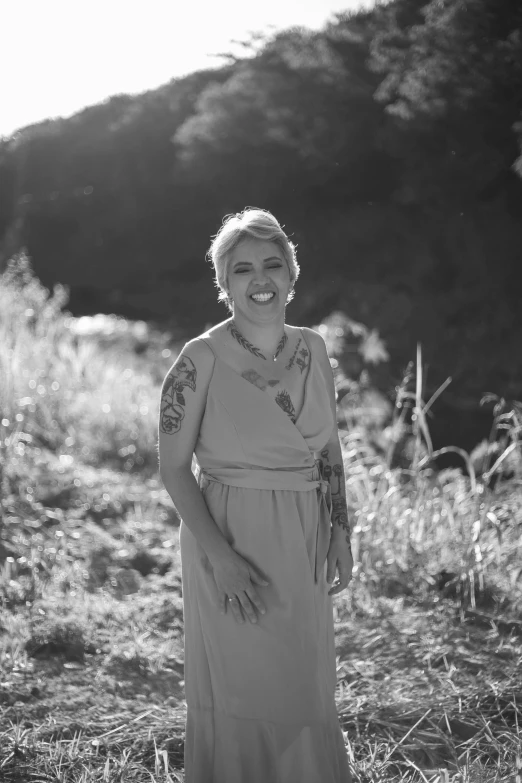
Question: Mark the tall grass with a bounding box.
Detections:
[325,318,522,620]
[0,253,166,490]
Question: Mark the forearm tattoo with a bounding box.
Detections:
[316,447,352,548]
[160,355,197,434]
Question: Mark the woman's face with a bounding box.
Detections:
[226,237,292,320]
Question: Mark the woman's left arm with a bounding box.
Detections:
[317,437,352,547]
[304,328,353,596]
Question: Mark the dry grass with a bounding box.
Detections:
[1,257,522,782]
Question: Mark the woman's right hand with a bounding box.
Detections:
[210,549,269,625]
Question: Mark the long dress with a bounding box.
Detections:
[180,327,352,783]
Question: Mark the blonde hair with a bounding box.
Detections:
[208,208,300,312]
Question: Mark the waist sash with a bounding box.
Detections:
[198,465,332,583]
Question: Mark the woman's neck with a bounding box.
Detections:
[230,313,286,357]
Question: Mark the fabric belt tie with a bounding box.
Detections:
[197,466,332,584]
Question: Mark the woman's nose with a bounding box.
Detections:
[252,268,270,283]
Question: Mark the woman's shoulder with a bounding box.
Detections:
[180,329,221,366]
[293,325,327,352]
[294,326,330,376]
[196,319,230,342]
[181,319,234,365]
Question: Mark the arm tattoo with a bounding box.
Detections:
[275,389,297,423]
[317,447,352,548]
[160,355,197,434]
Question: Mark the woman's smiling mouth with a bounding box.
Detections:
[250,292,276,303]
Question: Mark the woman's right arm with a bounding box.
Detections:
[158,339,232,564]
[158,338,269,624]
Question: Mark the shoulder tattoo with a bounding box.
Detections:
[160,355,197,434]
[296,346,310,375]
[285,337,302,370]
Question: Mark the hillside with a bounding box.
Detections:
[1,0,522,449]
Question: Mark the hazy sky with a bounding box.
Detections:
[2,0,378,139]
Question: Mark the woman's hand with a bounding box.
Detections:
[209,549,270,625]
[326,533,353,596]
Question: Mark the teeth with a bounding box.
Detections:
[251,292,275,301]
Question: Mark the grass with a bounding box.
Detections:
[1,254,522,782]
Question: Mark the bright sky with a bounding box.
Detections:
[1,0,377,139]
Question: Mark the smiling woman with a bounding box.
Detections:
[209,208,300,312]
[158,207,353,782]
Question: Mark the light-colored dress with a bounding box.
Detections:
[180,328,351,783]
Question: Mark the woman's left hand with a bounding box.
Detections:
[326,533,353,596]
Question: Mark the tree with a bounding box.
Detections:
[370,0,522,205]
[174,25,388,202]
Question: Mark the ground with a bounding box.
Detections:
[1,462,521,782]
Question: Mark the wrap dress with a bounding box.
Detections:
[180,328,351,782]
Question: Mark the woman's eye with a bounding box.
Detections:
[233,264,282,273]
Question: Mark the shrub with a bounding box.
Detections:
[25,619,89,661]
[0,252,163,488]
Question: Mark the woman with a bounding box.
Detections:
[158,208,353,782]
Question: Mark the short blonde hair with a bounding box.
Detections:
[208,208,300,312]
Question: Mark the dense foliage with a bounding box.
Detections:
[1,0,522,447]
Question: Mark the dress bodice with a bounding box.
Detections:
[193,328,335,475]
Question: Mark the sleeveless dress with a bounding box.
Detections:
[180,328,352,783]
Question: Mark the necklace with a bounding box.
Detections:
[228,320,288,362]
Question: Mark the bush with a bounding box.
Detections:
[0,252,164,491]
[25,619,90,661]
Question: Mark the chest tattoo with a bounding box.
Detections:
[241,369,281,390]
[242,369,282,391]
[240,366,298,424]
[275,389,297,423]
[241,369,268,390]
[285,338,302,370]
